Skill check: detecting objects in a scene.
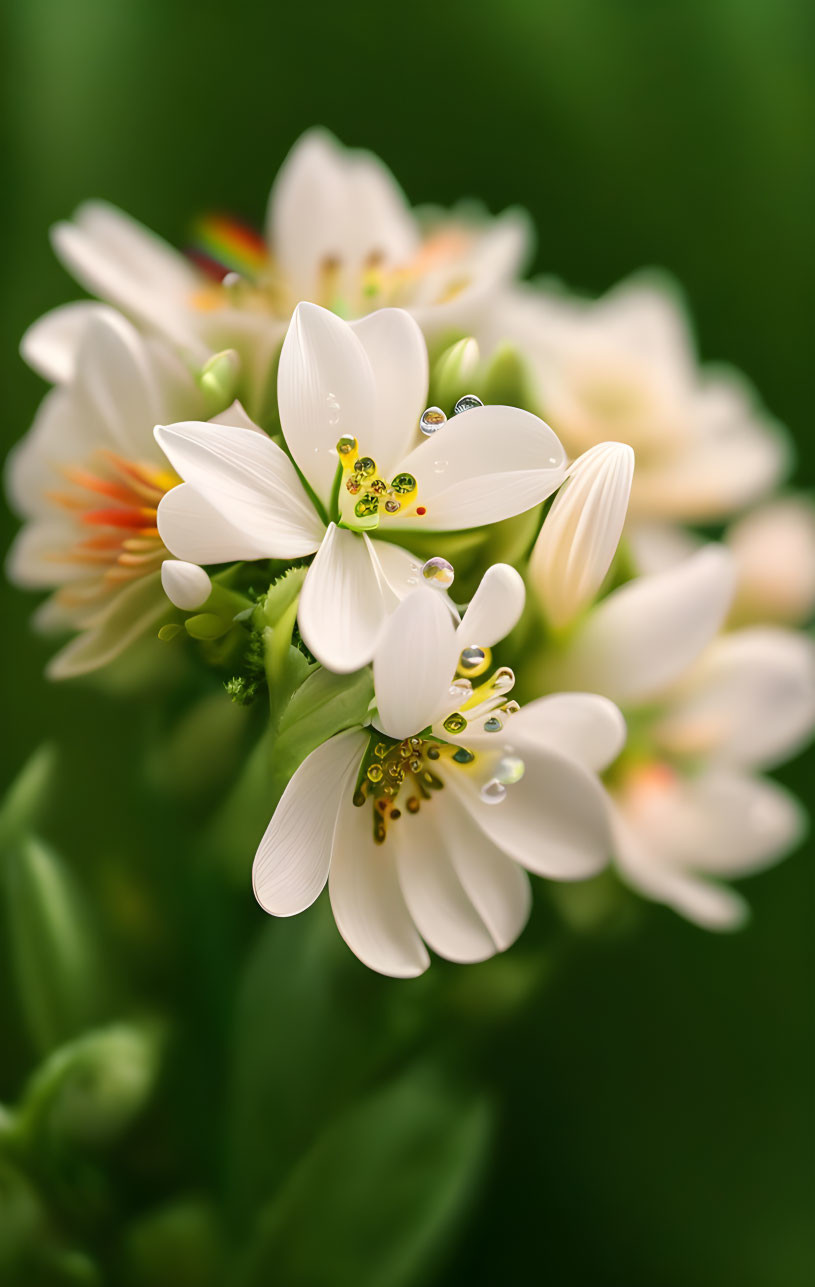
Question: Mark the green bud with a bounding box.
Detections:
[2,835,109,1055]
[431,336,480,408]
[481,341,530,408]
[196,349,240,413]
[18,1022,163,1154]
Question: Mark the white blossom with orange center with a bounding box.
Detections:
[6,311,224,677]
[23,129,530,417]
[548,545,815,928]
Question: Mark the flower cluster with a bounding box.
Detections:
[8,129,815,974]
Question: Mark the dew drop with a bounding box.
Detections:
[420,406,447,436]
[453,393,484,415]
[484,716,503,733]
[449,678,473,698]
[421,557,455,589]
[495,755,525,785]
[443,712,467,734]
[391,472,417,495]
[452,747,475,765]
[432,459,448,474]
[479,779,507,805]
[336,434,357,456]
[354,456,376,478]
[459,646,489,676]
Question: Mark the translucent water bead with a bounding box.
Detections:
[421,557,454,589]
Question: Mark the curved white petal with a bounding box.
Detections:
[350,309,429,474]
[560,545,735,706]
[51,201,204,353]
[298,526,405,674]
[157,484,275,564]
[508,692,627,774]
[392,404,566,531]
[6,519,86,588]
[456,563,525,649]
[277,302,376,507]
[20,302,119,383]
[160,559,212,610]
[253,728,367,917]
[329,788,430,978]
[45,572,166,679]
[373,586,460,739]
[154,421,324,559]
[530,442,634,628]
[447,744,612,881]
[73,311,164,457]
[612,809,749,931]
[656,627,815,769]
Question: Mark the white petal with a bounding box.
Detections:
[396,787,530,961]
[297,526,396,673]
[508,693,627,773]
[45,572,166,679]
[6,520,85,589]
[373,586,460,739]
[456,564,525,649]
[156,484,280,564]
[154,421,324,560]
[277,302,376,507]
[51,201,205,354]
[160,560,212,610]
[728,497,815,626]
[73,312,164,457]
[529,442,634,628]
[656,627,815,769]
[394,799,498,963]
[447,744,612,881]
[612,809,749,931]
[392,404,566,531]
[20,302,119,383]
[329,789,429,978]
[253,728,367,917]
[560,545,735,706]
[350,309,429,474]
[627,521,702,576]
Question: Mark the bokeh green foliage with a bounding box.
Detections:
[1,1,813,1284]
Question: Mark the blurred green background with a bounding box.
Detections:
[1,1,813,1284]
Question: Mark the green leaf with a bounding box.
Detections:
[0,745,57,850]
[271,667,373,797]
[2,835,111,1055]
[235,1062,492,1287]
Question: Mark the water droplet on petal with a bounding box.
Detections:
[495,755,525,785]
[443,712,467,734]
[336,435,357,456]
[421,557,454,589]
[452,747,475,764]
[479,779,507,805]
[484,716,503,733]
[420,406,447,436]
[449,678,473,698]
[459,646,489,675]
[453,394,484,415]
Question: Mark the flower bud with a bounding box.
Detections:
[19,1022,163,1153]
[482,341,529,407]
[161,560,212,611]
[196,348,240,412]
[530,442,634,630]
[431,337,480,408]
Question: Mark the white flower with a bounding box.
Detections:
[26,129,529,413]
[487,275,789,525]
[154,302,567,673]
[252,568,622,976]
[552,546,813,928]
[5,311,221,678]
[727,497,815,626]
[529,441,634,629]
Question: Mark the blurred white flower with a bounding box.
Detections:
[726,496,815,626]
[488,275,789,525]
[154,303,567,674]
[551,545,814,928]
[253,569,622,976]
[6,312,216,678]
[529,441,634,629]
[26,129,530,414]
